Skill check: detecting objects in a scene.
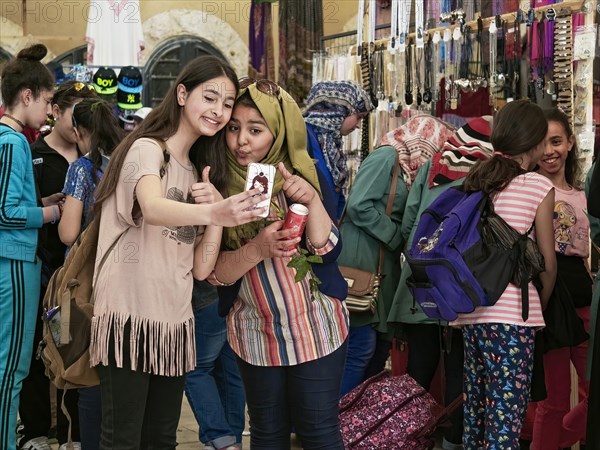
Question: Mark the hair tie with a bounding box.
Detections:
[494,151,511,159]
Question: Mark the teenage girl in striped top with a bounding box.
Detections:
[451,100,557,449]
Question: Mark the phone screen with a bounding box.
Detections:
[244,163,276,218]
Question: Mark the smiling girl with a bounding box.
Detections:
[530,107,592,450]
[88,57,266,447]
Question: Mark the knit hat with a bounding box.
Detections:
[93,67,118,95]
[117,89,143,110]
[429,116,494,187]
[117,66,143,94]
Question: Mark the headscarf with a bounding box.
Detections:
[380,115,456,190]
[224,82,321,250]
[303,80,372,189]
[428,116,494,187]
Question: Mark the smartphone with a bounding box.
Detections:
[42,306,70,347]
[244,163,276,218]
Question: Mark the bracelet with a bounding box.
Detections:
[50,206,58,225]
[206,270,235,287]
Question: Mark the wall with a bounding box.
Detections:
[0,0,359,70]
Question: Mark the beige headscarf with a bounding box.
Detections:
[224,82,321,250]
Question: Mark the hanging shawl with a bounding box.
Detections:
[303,80,372,190]
[248,0,276,79]
[223,83,321,250]
[278,0,323,102]
[428,116,494,187]
[380,115,456,190]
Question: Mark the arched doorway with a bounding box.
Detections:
[143,36,225,107]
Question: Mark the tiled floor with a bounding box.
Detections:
[50,396,444,449]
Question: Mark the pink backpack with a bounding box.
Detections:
[339,371,461,449]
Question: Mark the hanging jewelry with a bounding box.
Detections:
[405,42,414,106]
[442,28,452,110]
[432,31,442,104]
[554,9,573,118]
[488,18,498,109]
[450,27,462,110]
[423,36,433,104]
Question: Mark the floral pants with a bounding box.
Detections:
[462,323,535,450]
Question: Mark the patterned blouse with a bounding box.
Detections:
[227,191,349,367]
[62,155,105,229]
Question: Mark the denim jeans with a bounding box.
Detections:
[237,340,348,450]
[340,325,377,396]
[184,295,245,448]
[78,386,101,450]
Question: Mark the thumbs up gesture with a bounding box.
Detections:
[190,166,223,205]
[278,162,316,206]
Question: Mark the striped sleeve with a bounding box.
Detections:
[0,140,43,230]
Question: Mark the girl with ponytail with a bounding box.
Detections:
[59,98,122,246]
[56,98,121,450]
[453,99,557,449]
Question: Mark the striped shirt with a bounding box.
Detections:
[452,172,554,327]
[227,198,349,367]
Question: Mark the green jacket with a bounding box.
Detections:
[338,146,408,334]
[387,159,463,326]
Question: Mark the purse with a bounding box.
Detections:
[339,151,400,314]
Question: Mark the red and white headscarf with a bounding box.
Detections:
[380,115,456,190]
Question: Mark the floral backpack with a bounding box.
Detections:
[339,371,462,449]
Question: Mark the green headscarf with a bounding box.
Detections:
[224,83,321,250]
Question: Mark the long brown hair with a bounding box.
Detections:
[94,56,239,211]
[72,98,123,182]
[464,100,548,195]
[0,44,54,107]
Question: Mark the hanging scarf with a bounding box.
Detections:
[380,115,456,190]
[428,116,494,187]
[224,83,321,250]
[249,0,276,79]
[303,80,372,189]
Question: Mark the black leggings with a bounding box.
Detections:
[403,323,464,446]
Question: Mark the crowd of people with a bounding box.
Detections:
[1,43,599,450]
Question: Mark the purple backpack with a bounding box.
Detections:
[339,371,460,449]
[405,186,544,321]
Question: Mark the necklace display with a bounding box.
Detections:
[3,114,25,130]
[405,42,414,106]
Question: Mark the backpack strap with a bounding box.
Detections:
[516,235,530,321]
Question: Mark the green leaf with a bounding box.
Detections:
[287,256,306,270]
[294,266,309,282]
[306,255,323,264]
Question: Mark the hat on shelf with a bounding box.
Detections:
[117,89,143,110]
[117,66,143,94]
[93,67,118,95]
[133,107,152,122]
[117,109,136,132]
